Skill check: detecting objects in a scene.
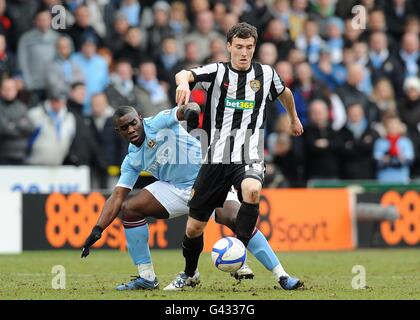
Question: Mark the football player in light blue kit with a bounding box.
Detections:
[81,103,301,290]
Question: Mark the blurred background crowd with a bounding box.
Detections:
[0,0,419,189]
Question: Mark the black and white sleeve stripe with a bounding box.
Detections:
[268,67,286,102]
[190,63,219,91]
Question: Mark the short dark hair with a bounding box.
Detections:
[70,81,85,90]
[226,22,258,44]
[113,106,138,126]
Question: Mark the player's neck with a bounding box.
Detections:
[229,61,252,73]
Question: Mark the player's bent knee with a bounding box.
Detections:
[186,219,206,238]
[121,200,144,220]
[242,188,261,203]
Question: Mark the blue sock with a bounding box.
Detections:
[247,230,280,271]
[124,222,151,265]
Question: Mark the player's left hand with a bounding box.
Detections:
[290,118,304,136]
[81,225,102,258]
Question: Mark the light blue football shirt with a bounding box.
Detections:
[116,107,202,190]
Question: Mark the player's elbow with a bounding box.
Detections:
[279,87,292,100]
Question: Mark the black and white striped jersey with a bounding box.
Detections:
[190,62,285,164]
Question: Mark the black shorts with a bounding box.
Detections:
[188,162,265,222]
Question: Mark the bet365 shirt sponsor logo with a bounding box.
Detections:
[224,98,255,110]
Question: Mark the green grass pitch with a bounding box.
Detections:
[1,249,419,300]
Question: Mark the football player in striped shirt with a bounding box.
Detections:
[166,22,303,290]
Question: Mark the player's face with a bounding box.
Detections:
[227,36,255,71]
[116,112,144,147]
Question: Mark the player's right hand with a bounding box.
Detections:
[81,225,102,258]
[290,118,304,136]
[176,82,191,106]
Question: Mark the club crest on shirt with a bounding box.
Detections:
[147,139,157,149]
[249,79,261,92]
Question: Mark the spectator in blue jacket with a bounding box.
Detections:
[71,35,109,115]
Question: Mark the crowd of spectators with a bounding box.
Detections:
[0,0,419,188]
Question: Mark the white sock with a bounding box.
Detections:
[137,263,156,281]
[272,264,289,280]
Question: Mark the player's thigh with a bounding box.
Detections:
[189,164,232,221]
[122,188,169,219]
[145,181,191,219]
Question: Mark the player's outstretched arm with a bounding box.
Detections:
[81,187,130,258]
[277,87,304,136]
[175,69,195,106]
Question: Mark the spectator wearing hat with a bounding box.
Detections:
[26,88,76,165]
[0,78,34,165]
[373,115,414,183]
[71,35,109,115]
[17,9,60,105]
[46,35,85,95]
